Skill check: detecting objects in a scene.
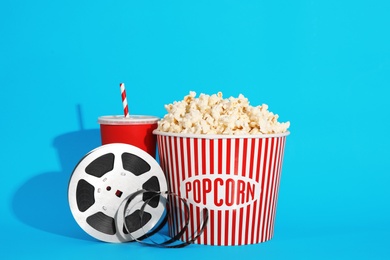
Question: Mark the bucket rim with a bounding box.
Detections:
[153,130,290,139]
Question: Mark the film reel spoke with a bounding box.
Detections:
[112,150,125,173]
[77,201,101,218]
[78,173,101,189]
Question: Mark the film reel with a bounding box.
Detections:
[68,143,167,243]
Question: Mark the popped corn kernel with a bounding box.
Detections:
[157,91,290,135]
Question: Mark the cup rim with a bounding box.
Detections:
[98,115,160,125]
[153,130,290,139]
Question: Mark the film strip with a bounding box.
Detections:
[68,143,208,247]
[121,190,208,248]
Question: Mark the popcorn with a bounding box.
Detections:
[157,91,290,135]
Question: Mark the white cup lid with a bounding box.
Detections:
[98,115,159,125]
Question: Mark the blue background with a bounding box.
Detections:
[1,0,389,259]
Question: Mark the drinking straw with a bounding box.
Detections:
[120,83,129,117]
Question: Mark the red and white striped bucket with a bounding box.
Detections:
[154,130,289,246]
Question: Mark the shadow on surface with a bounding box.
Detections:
[12,105,101,241]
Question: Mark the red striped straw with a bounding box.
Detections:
[120,83,129,117]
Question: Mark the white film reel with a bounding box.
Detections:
[68,143,168,243]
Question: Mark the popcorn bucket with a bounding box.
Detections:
[154,130,289,246]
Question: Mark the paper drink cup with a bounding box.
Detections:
[154,130,289,246]
[98,115,159,158]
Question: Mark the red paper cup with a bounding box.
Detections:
[154,130,289,246]
[98,115,159,158]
